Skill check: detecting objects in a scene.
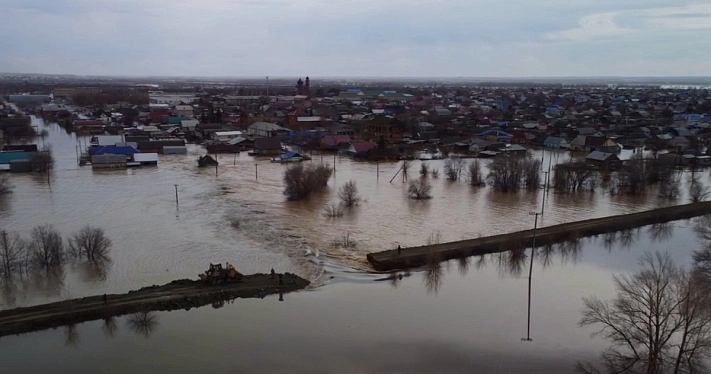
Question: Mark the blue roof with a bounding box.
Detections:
[280,151,301,159]
[0,151,36,164]
[92,145,140,156]
[475,129,514,138]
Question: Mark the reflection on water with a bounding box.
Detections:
[456,256,470,276]
[102,316,117,338]
[423,261,443,294]
[127,311,159,338]
[72,259,111,285]
[649,222,674,243]
[1,221,705,373]
[64,324,79,348]
[496,247,528,278]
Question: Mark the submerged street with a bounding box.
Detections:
[0,117,708,373]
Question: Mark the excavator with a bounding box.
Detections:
[199,263,243,284]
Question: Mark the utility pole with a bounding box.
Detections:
[255,163,258,180]
[546,152,553,193]
[522,211,541,342]
[541,171,548,215]
[174,184,179,205]
[214,153,218,177]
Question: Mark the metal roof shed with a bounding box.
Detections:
[133,153,159,164]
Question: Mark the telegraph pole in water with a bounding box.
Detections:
[174,184,179,205]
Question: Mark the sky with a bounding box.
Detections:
[0,0,710,77]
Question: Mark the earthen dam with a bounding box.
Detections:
[367,202,711,271]
[0,272,309,337]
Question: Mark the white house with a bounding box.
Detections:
[181,119,199,132]
[214,131,243,142]
[248,122,289,138]
[174,105,195,118]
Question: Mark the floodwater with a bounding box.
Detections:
[0,117,709,372]
[1,220,704,373]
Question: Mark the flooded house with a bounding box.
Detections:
[248,122,289,138]
[0,150,38,172]
[585,151,620,167]
[366,116,407,143]
[569,135,619,153]
[347,141,376,158]
[251,137,282,156]
[543,136,569,149]
[319,135,351,151]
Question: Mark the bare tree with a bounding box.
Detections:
[283,163,333,200]
[420,162,430,177]
[332,233,357,249]
[31,224,64,268]
[522,158,542,190]
[408,178,433,200]
[487,156,525,192]
[31,146,53,173]
[659,170,682,200]
[338,180,361,207]
[322,203,343,218]
[553,161,597,193]
[68,226,112,264]
[0,174,12,196]
[468,160,485,187]
[689,174,709,203]
[577,252,711,374]
[612,155,650,195]
[0,230,24,278]
[444,157,466,181]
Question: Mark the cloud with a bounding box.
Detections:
[545,12,629,41]
[642,3,711,30]
[0,0,709,77]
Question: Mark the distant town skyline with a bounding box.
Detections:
[1,0,709,77]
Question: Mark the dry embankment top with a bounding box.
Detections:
[0,272,309,337]
[367,202,711,271]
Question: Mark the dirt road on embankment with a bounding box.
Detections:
[368,201,711,271]
[0,273,309,337]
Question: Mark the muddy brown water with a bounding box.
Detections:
[0,117,666,308]
[0,221,703,373]
[0,117,708,372]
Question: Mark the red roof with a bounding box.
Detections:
[321,135,351,147]
[350,141,376,153]
[148,110,170,121]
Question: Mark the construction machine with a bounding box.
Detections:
[199,263,243,284]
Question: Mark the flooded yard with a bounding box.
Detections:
[0,117,709,372]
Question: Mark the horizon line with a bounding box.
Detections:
[2,72,711,81]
